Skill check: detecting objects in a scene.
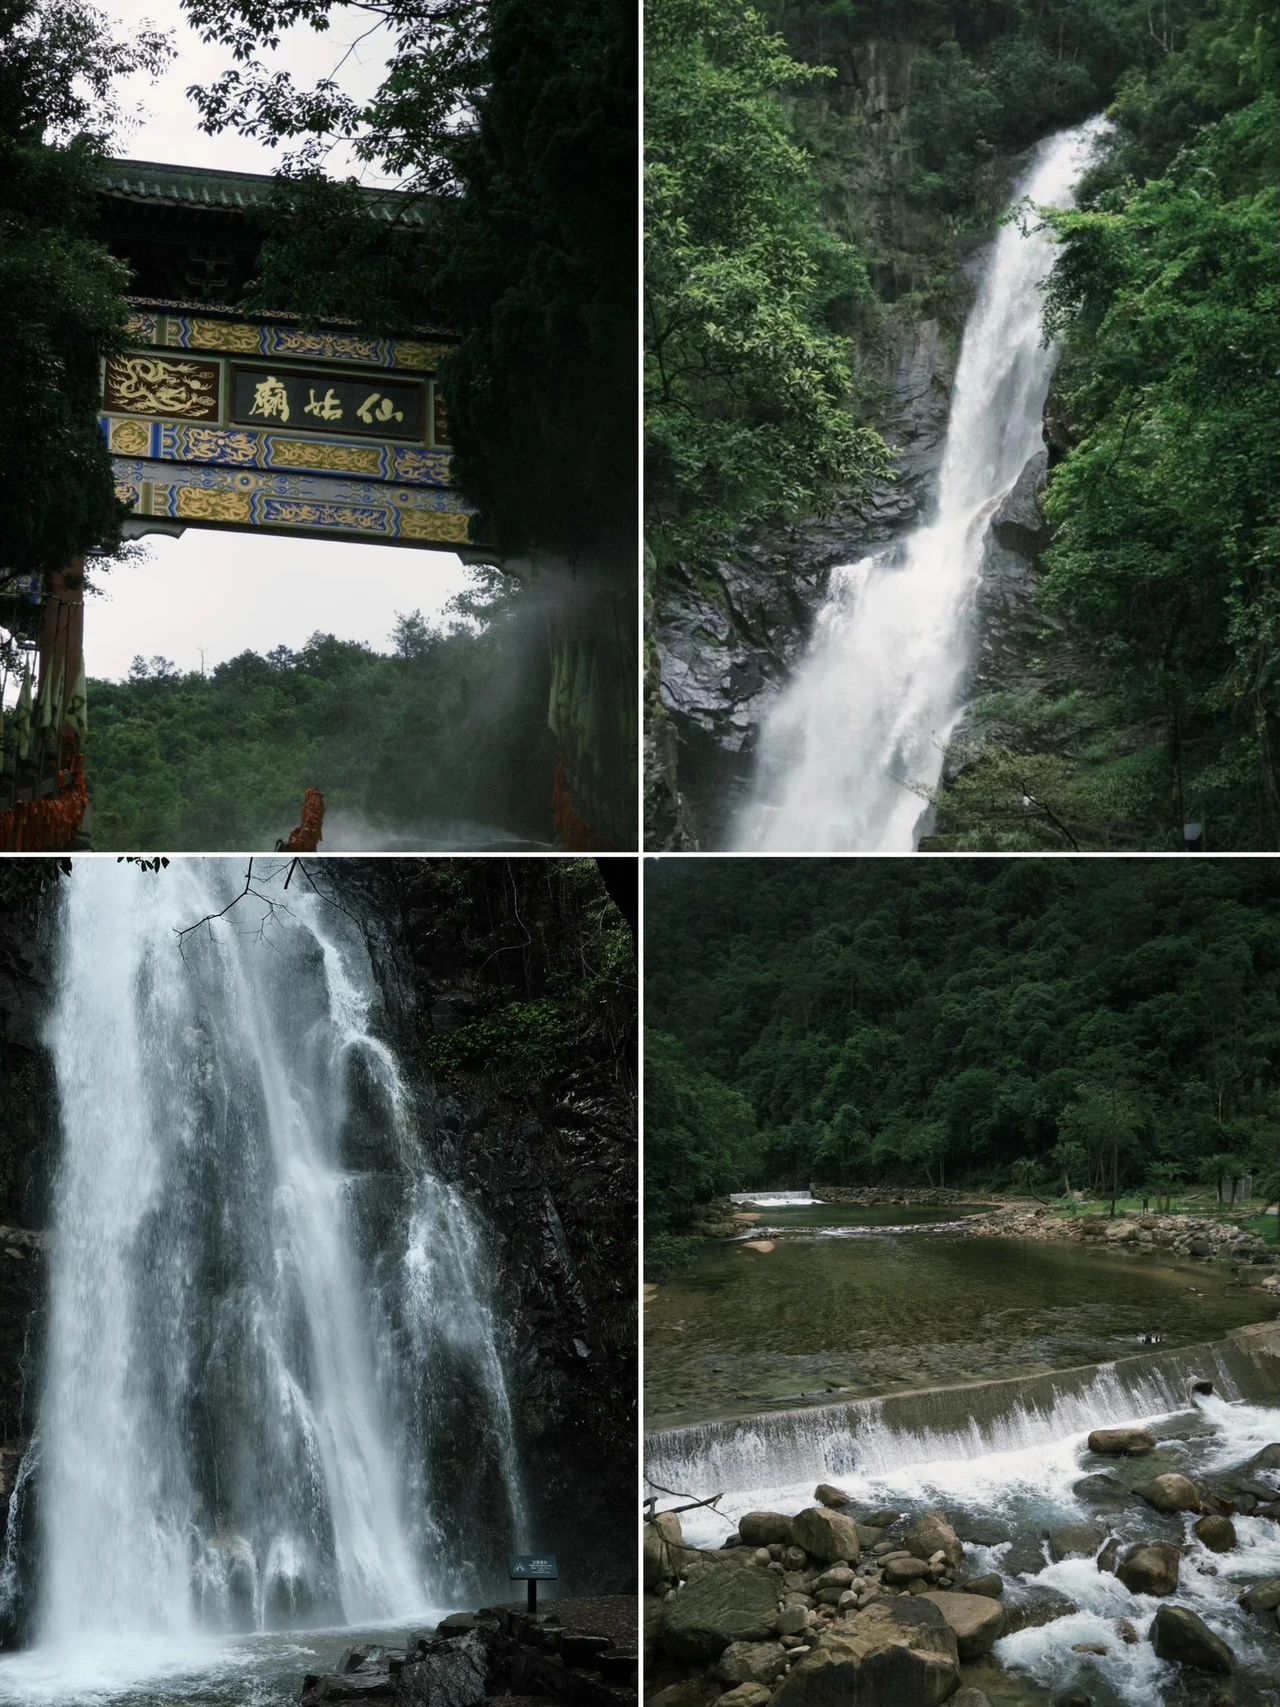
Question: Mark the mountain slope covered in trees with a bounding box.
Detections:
[645,860,1280,1233]
[644,0,1278,851]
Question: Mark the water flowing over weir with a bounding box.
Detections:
[4,860,528,1680]
[646,1330,1280,1509]
[736,117,1108,853]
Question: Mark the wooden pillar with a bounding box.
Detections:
[36,554,85,742]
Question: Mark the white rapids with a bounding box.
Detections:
[736,117,1108,852]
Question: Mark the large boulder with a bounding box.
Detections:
[1247,1443,1280,1473]
[1134,1473,1201,1514]
[903,1512,964,1569]
[1239,1578,1280,1614]
[1116,1542,1180,1597]
[918,1590,1006,1659]
[716,1688,771,1707]
[1087,1428,1156,1457]
[394,1631,489,1707]
[738,1512,794,1548]
[814,1484,852,1508]
[1194,1514,1237,1553]
[772,1598,960,1707]
[1046,1524,1105,1562]
[661,1561,781,1660]
[1150,1605,1234,1675]
[792,1505,861,1564]
[1072,1473,1130,1510]
[717,1641,789,1687]
[646,1511,685,1587]
[881,1555,932,1586]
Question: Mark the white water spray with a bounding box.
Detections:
[737,117,1107,852]
[8,860,528,1688]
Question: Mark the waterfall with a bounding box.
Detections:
[736,117,1108,852]
[10,859,528,1676]
[728,1192,817,1207]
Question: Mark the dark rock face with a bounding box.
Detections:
[647,313,959,848]
[0,871,58,1647]
[394,1628,490,1707]
[347,861,637,1599]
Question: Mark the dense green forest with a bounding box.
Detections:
[941,0,1280,850]
[87,585,554,851]
[645,0,1279,850]
[645,859,1280,1238]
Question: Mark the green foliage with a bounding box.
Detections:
[423,999,566,1085]
[940,0,1280,850]
[87,588,555,851]
[645,1027,758,1236]
[0,1,170,583]
[644,1231,698,1279]
[644,0,890,564]
[185,0,636,560]
[645,859,1280,1219]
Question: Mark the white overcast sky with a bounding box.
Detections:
[89,1,476,682]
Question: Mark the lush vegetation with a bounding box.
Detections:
[0,0,166,599]
[185,0,636,562]
[938,0,1280,850]
[645,859,1280,1239]
[645,0,890,566]
[87,582,555,851]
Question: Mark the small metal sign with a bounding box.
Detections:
[509,1553,557,1614]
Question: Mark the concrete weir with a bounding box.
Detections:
[645,1322,1280,1501]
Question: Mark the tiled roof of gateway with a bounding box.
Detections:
[98,158,430,225]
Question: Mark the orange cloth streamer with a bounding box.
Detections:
[0,748,89,852]
[284,788,326,852]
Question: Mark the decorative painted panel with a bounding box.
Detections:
[104,306,473,550]
[111,458,472,547]
[103,355,221,421]
[123,311,449,373]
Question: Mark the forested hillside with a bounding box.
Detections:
[87,588,553,851]
[644,0,1278,851]
[645,859,1280,1232]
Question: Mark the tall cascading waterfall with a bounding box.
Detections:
[736,117,1107,852]
[8,860,529,1671]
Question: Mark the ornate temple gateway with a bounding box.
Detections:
[1,160,633,851]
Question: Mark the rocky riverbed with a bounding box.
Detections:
[644,1424,1280,1707]
[954,1205,1280,1293]
[301,1598,637,1707]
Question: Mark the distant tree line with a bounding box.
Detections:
[645,859,1280,1236]
[88,586,554,851]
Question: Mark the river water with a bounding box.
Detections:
[0,860,528,1704]
[646,1204,1280,1704]
[736,117,1109,852]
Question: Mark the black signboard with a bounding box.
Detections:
[508,1554,558,1580]
[230,365,426,441]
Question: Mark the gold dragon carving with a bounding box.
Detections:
[107,356,219,419]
